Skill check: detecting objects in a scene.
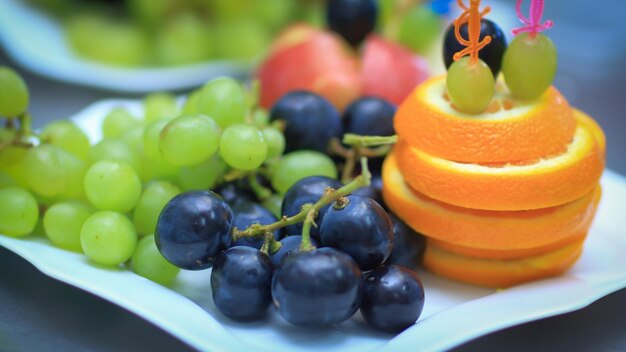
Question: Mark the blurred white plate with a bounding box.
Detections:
[0,99,625,352]
[0,0,252,92]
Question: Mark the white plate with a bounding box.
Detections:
[0,0,252,92]
[1,99,625,352]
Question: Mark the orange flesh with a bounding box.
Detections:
[394,110,605,211]
[423,238,584,288]
[394,76,576,164]
[382,153,601,257]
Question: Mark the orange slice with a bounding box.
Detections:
[429,232,587,260]
[382,153,601,257]
[394,75,576,163]
[395,110,605,211]
[423,238,585,288]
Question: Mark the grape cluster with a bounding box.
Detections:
[0,66,426,333]
[55,0,324,67]
[152,91,427,332]
[157,173,426,332]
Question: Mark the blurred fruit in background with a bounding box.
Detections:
[257,0,438,110]
[28,0,448,72]
[28,0,326,67]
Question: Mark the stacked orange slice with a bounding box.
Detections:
[383,75,606,288]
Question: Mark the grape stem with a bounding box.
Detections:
[260,232,280,255]
[231,157,372,253]
[0,113,36,151]
[331,134,397,184]
[298,157,372,252]
[247,173,273,201]
[342,133,398,147]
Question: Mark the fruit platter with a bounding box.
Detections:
[0,0,625,351]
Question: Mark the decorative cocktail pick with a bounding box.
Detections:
[512,0,554,37]
[452,0,492,63]
[446,0,495,115]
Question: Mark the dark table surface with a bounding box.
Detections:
[1,0,625,351]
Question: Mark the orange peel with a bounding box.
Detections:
[395,110,605,210]
[423,237,585,288]
[394,76,576,163]
[382,152,601,256]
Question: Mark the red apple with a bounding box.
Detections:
[257,25,360,111]
[361,35,429,105]
[257,24,429,111]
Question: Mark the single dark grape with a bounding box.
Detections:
[281,176,342,239]
[269,91,342,153]
[385,213,426,269]
[214,181,256,206]
[211,246,273,321]
[327,0,378,47]
[272,247,363,326]
[320,195,393,271]
[155,191,233,270]
[343,97,397,137]
[231,201,283,249]
[443,19,507,77]
[270,235,319,267]
[360,265,425,332]
[351,183,383,207]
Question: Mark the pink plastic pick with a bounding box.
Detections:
[512,0,553,37]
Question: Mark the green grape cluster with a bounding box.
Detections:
[57,0,323,68]
[0,73,345,287]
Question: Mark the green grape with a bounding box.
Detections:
[58,150,87,200]
[89,139,141,174]
[213,18,270,60]
[0,187,38,237]
[138,152,179,184]
[398,5,442,53]
[0,144,28,188]
[254,0,295,31]
[84,160,142,212]
[0,127,14,143]
[0,67,29,117]
[262,194,283,219]
[120,126,144,152]
[102,107,141,139]
[502,33,557,100]
[271,151,338,194]
[143,93,179,123]
[41,120,90,161]
[142,120,169,160]
[262,127,285,159]
[23,145,70,197]
[127,0,175,29]
[132,181,180,236]
[251,109,269,127]
[446,57,495,114]
[377,0,396,29]
[80,211,137,266]
[178,155,226,191]
[219,124,267,171]
[66,15,149,67]
[44,201,93,251]
[0,172,15,188]
[158,114,220,166]
[155,13,213,66]
[206,0,251,19]
[132,235,180,285]
[197,77,246,128]
[182,89,202,115]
